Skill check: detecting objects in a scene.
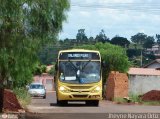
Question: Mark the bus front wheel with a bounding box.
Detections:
[57,99,67,106]
[86,100,99,106]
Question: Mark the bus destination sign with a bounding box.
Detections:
[59,52,100,60]
[68,53,89,58]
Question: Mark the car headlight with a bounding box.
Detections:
[40,90,45,94]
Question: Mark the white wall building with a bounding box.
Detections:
[128,68,160,95]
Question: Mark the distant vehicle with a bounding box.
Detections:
[28,83,46,99]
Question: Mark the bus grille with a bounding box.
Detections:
[68,86,92,89]
[71,90,89,93]
[72,95,88,98]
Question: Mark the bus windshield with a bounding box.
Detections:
[59,61,101,84]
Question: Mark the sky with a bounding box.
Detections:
[59,0,160,40]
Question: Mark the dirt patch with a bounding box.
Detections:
[3,89,23,112]
[141,90,160,101]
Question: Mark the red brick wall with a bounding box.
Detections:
[106,71,128,100]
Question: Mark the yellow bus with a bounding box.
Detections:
[55,49,102,106]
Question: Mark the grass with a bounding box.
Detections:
[142,101,160,106]
[13,88,31,108]
[114,97,128,104]
[129,94,142,103]
[114,94,160,106]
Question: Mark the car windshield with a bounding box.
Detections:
[30,84,44,89]
[59,61,101,84]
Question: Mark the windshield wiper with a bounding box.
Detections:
[67,59,78,70]
[82,60,91,70]
[67,60,91,71]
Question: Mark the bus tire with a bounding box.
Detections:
[86,100,99,106]
[57,99,67,106]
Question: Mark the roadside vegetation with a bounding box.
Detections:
[13,88,31,108]
[114,94,160,106]
[142,101,160,106]
[38,29,159,68]
[0,0,70,111]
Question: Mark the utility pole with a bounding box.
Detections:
[140,49,143,67]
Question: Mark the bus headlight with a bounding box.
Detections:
[95,86,100,91]
[91,86,101,93]
[59,86,70,93]
[59,86,65,91]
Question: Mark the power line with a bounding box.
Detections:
[71,4,160,10]
[70,3,160,15]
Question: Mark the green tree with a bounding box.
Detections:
[111,36,130,48]
[127,49,141,58]
[143,36,155,48]
[131,33,147,45]
[0,0,70,88]
[76,43,130,83]
[95,29,110,43]
[38,44,58,65]
[33,64,47,75]
[76,29,88,43]
[88,36,95,44]
[156,34,160,45]
[0,1,69,111]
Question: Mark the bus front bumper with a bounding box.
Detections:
[57,91,102,101]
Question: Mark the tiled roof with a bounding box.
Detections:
[128,68,160,76]
[143,59,160,68]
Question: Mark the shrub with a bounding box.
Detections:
[13,88,31,108]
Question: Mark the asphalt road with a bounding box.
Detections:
[26,92,160,119]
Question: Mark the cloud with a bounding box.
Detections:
[60,0,160,40]
[79,11,91,17]
[98,0,134,4]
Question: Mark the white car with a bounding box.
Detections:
[28,83,46,99]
